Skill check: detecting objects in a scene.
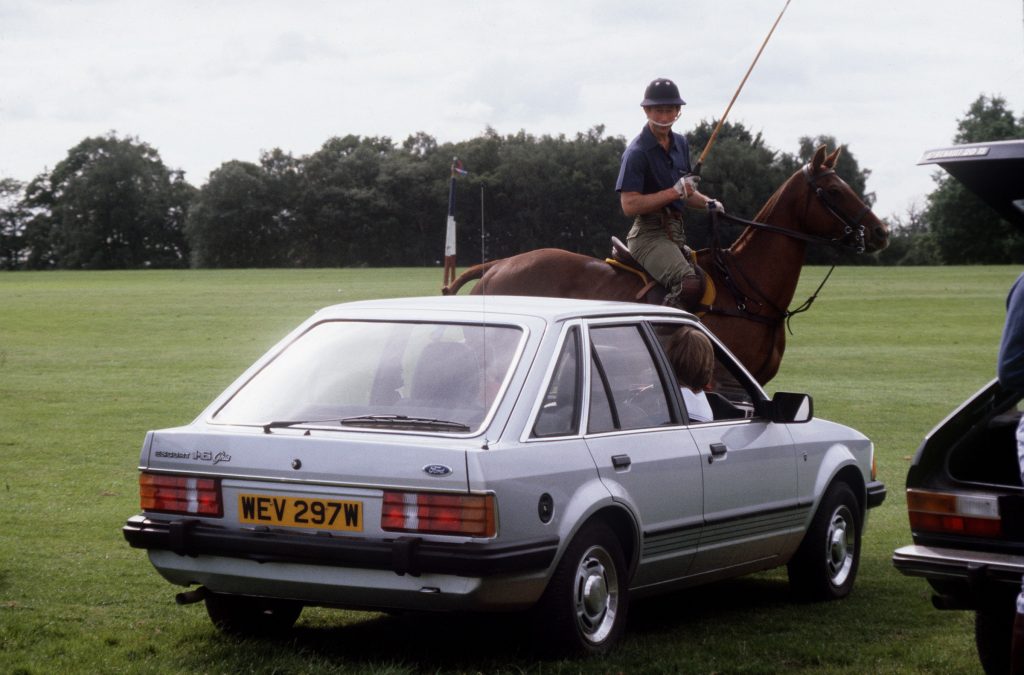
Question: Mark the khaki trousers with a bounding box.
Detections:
[626,211,694,303]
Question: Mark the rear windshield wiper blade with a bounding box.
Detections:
[340,414,471,432]
[261,419,341,434]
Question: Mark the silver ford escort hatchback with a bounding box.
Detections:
[123,295,885,654]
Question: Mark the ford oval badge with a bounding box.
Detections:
[423,464,453,477]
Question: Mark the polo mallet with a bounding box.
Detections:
[693,0,792,176]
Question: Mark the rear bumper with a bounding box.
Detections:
[892,544,1024,608]
[123,515,558,578]
[892,544,1024,581]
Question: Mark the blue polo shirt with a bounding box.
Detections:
[615,124,693,213]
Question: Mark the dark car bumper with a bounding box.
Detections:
[892,544,1024,581]
[123,515,559,578]
[867,480,887,509]
[893,544,1024,608]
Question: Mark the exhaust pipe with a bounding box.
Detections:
[175,586,210,605]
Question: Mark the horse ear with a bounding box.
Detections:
[812,145,827,170]
[824,146,843,169]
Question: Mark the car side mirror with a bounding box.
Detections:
[755,392,813,423]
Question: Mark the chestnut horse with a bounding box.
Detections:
[442,147,889,384]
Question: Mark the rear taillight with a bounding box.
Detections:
[381,491,495,537]
[140,473,223,517]
[907,488,1001,537]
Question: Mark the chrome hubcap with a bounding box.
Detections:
[826,505,855,587]
[573,545,619,644]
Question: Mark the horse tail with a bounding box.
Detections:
[441,260,500,295]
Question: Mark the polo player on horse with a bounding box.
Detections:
[615,78,726,312]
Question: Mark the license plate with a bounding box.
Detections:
[238,493,363,531]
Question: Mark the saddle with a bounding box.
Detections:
[605,236,715,312]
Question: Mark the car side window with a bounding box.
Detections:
[587,325,672,433]
[532,327,582,438]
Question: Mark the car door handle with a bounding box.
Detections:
[611,454,631,469]
[708,443,728,464]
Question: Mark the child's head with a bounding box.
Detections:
[666,326,714,391]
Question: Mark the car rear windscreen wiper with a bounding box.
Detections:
[261,419,342,434]
[340,414,471,432]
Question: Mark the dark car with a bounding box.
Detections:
[892,139,1024,674]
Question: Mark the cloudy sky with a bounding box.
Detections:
[1,1,1021,219]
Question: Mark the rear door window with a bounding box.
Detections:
[587,325,672,433]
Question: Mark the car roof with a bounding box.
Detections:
[312,294,695,324]
[918,139,1024,228]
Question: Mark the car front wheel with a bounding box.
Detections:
[787,482,862,601]
[533,521,629,655]
[204,591,302,636]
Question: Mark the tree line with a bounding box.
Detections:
[1,94,1019,271]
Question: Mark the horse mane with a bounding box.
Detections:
[727,170,795,253]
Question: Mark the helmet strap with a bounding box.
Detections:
[646,110,681,129]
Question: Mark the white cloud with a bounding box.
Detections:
[0,0,1021,218]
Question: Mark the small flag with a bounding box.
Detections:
[443,158,466,287]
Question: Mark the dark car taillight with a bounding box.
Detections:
[140,473,223,517]
[381,491,495,537]
[907,488,1002,537]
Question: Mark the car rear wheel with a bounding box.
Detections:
[975,593,1017,675]
[204,592,302,636]
[787,482,861,601]
[532,521,629,656]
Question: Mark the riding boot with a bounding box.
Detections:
[664,266,707,312]
[1012,611,1024,675]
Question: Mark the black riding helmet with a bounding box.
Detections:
[641,78,686,107]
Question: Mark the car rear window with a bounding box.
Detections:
[211,320,523,433]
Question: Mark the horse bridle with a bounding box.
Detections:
[709,165,870,252]
[800,164,870,254]
[702,164,874,333]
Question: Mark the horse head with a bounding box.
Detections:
[697,146,889,383]
[789,146,889,253]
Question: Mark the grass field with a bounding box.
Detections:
[1,265,1020,674]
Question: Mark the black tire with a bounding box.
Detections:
[532,521,629,656]
[204,592,302,636]
[975,596,1017,675]
[787,482,862,601]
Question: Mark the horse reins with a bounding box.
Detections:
[701,164,872,333]
[714,167,869,253]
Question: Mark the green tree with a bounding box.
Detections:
[384,133,451,265]
[21,133,194,269]
[926,95,1024,263]
[258,148,304,263]
[0,178,27,269]
[184,160,290,268]
[450,126,625,262]
[876,203,941,265]
[296,135,398,267]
